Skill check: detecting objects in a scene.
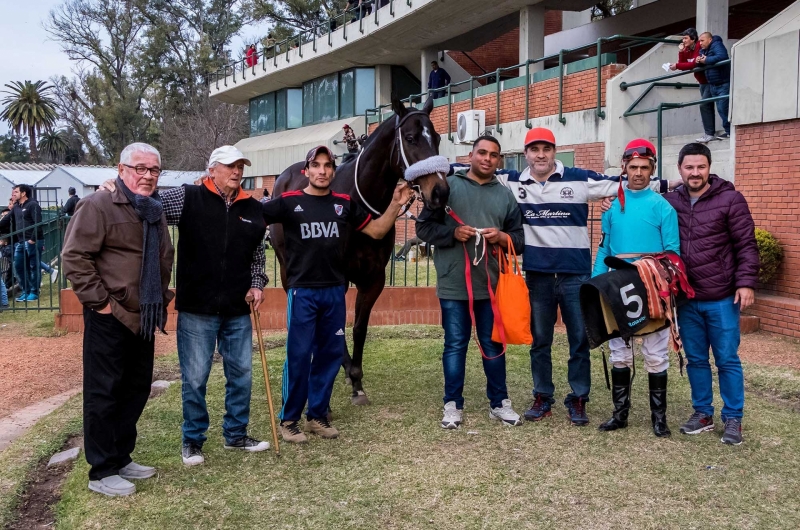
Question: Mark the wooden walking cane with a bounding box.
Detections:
[246,294,281,455]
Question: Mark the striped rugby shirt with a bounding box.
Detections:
[494,160,668,274]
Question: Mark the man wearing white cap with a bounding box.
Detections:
[100,145,270,466]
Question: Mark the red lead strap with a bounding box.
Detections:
[445,207,507,360]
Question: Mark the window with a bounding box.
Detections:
[287,89,303,129]
[249,93,276,136]
[242,177,255,190]
[339,69,355,119]
[303,82,314,126]
[314,73,338,124]
[354,68,376,115]
[276,89,287,131]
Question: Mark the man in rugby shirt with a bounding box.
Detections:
[264,146,413,443]
[496,128,679,426]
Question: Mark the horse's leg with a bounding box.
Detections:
[349,279,385,406]
[341,283,354,386]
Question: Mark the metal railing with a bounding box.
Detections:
[364,35,681,141]
[208,0,396,90]
[1,212,67,313]
[620,59,731,177]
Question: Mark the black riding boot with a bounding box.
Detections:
[598,367,631,432]
[649,370,671,437]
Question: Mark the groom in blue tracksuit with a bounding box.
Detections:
[592,138,680,437]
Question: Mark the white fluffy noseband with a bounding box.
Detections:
[404,155,450,182]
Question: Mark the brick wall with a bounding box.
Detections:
[735,118,800,336]
[544,10,562,36]
[426,64,625,134]
[56,287,442,333]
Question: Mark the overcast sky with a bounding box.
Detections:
[0,1,266,136]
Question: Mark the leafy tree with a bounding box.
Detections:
[0,134,31,163]
[591,0,634,20]
[38,130,70,163]
[0,81,59,161]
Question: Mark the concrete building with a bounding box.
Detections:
[211,0,800,336]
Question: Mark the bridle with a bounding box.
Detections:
[354,110,432,216]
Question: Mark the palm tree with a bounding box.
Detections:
[38,129,69,163]
[1,81,58,161]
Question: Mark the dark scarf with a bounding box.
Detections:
[117,177,165,339]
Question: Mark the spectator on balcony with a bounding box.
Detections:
[245,44,258,67]
[428,61,451,100]
[63,186,80,216]
[670,28,716,144]
[696,32,730,139]
[263,34,276,58]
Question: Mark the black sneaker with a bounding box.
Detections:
[224,435,270,452]
[181,443,204,466]
[524,394,553,422]
[721,418,743,445]
[679,412,715,435]
[566,397,589,426]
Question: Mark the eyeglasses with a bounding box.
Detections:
[123,164,162,177]
[622,146,657,162]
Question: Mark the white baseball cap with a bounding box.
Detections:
[208,145,252,167]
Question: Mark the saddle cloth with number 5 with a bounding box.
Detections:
[580,266,668,349]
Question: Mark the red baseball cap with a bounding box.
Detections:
[524,127,556,149]
[305,145,337,169]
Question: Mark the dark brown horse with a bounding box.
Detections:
[270,96,449,405]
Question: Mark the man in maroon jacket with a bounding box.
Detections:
[663,143,759,445]
[670,28,716,143]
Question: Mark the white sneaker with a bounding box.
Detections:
[489,399,523,426]
[50,266,59,284]
[695,134,716,143]
[119,461,156,479]
[88,475,136,496]
[441,401,462,429]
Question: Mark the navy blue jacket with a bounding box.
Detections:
[427,68,451,90]
[700,36,730,86]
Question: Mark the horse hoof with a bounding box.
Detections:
[351,392,370,406]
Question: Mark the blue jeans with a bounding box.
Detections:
[178,312,253,446]
[709,82,730,134]
[13,241,41,297]
[526,272,591,404]
[0,276,7,306]
[440,298,508,409]
[678,296,744,420]
[698,83,716,136]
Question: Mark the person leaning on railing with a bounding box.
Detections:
[670,28,717,144]
[0,184,44,303]
[696,32,731,139]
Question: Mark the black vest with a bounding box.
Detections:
[176,184,266,316]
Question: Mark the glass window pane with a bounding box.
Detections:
[249,98,258,136]
[354,68,375,115]
[264,93,276,133]
[314,73,338,124]
[555,151,574,167]
[303,82,314,125]
[257,96,266,134]
[504,154,517,173]
[287,89,303,129]
[339,70,355,119]
[276,90,287,131]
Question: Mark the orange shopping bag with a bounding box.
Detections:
[491,245,533,345]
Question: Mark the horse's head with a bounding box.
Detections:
[390,96,450,210]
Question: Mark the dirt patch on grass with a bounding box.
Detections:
[739,331,800,370]
[6,435,83,530]
[0,315,177,420]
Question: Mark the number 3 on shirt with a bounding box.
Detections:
[620,283,643,319]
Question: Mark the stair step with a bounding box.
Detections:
[652,133,731,148]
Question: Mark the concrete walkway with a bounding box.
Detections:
[0,388,81,451]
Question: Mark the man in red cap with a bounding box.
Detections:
[495,128,679,426]
[263,146,413,443]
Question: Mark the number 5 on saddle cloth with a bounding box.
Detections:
[579,252,695,383]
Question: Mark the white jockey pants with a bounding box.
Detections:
[609,327,670,373]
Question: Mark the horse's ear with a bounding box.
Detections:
[422,94,434,115]
[391,93,407,118]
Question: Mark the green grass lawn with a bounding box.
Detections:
[42,326,800,529]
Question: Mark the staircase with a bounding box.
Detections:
[653,133,733,182]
